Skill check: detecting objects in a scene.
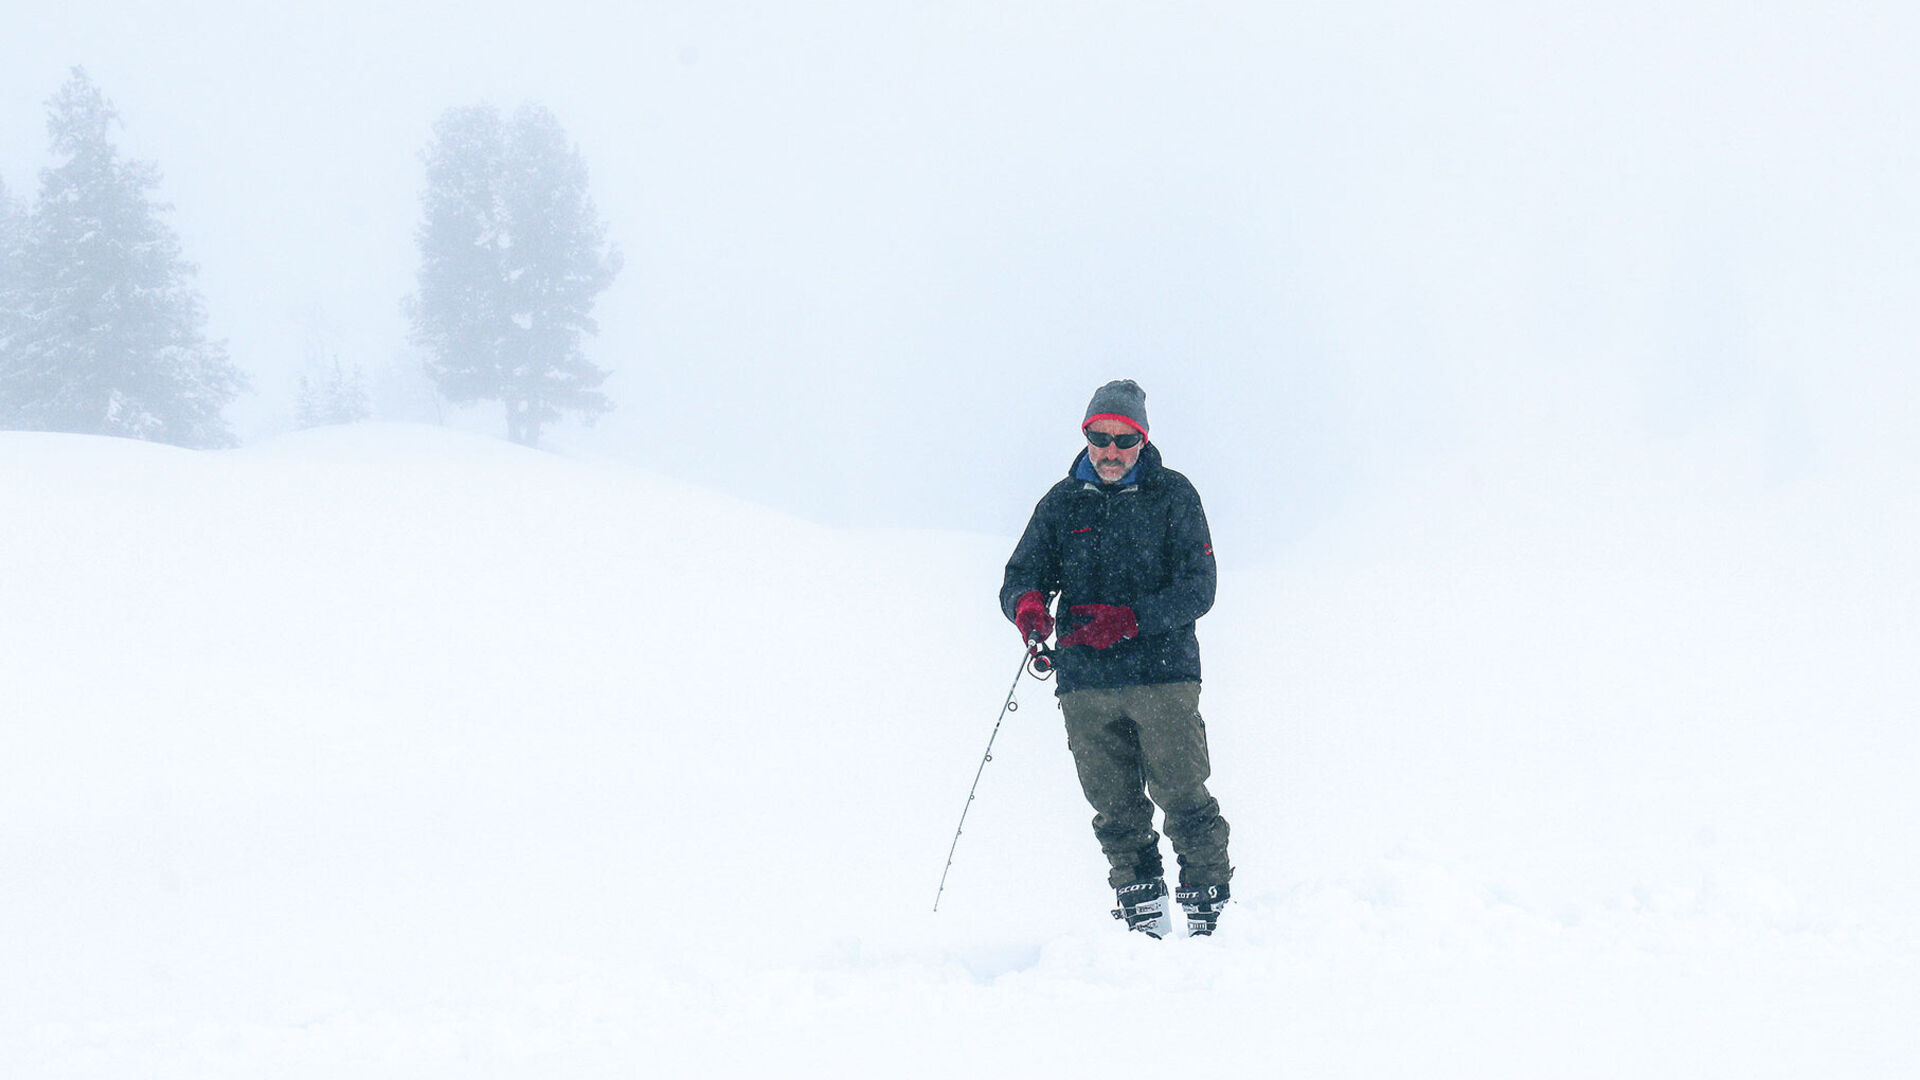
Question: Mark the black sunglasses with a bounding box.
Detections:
[1084,430,1144,449]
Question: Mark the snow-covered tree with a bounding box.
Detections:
[0,176,24,376]
[407,103,621,448]
[0,68,245,447]
[290,313,370,429]
[295,353,372,428]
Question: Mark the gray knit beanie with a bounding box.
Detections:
[1082,379,1149,434]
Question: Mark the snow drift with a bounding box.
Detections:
[2,424,1914,1077]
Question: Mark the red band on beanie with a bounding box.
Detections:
[1082,413,1148,437]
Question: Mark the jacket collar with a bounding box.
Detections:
[1068,442,1162,490]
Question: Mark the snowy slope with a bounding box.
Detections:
[2,425,1915,1077]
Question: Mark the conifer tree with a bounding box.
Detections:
[0,177,23,379]
[295,353,372,428]
[0,68,245,447]
[407,103,621,447]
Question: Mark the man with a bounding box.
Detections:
[1001,379,1232,938]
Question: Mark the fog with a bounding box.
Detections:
[5,2,1917,553]
[8,7,1920,1071]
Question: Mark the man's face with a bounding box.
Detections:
[1084,418,1145,483]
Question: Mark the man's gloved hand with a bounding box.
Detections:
[1013,590,1054,643]
[1058,604,1138,650]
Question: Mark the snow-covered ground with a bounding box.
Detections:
[3,424,1915,1077]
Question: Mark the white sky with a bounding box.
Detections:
[4,1,1917,560]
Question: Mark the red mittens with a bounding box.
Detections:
[1013,590,1054,643]
[1058,604,1138,650]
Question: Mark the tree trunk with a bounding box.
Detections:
[504,399,540,448]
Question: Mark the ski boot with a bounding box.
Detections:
[1175,882,1230,936]
[1111,879,1173,939]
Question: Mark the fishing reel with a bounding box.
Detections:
[1025,638,1057,680]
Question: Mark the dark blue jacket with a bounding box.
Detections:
[1001,442,1217,693]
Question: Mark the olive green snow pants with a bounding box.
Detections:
[1059,681,1232,889]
